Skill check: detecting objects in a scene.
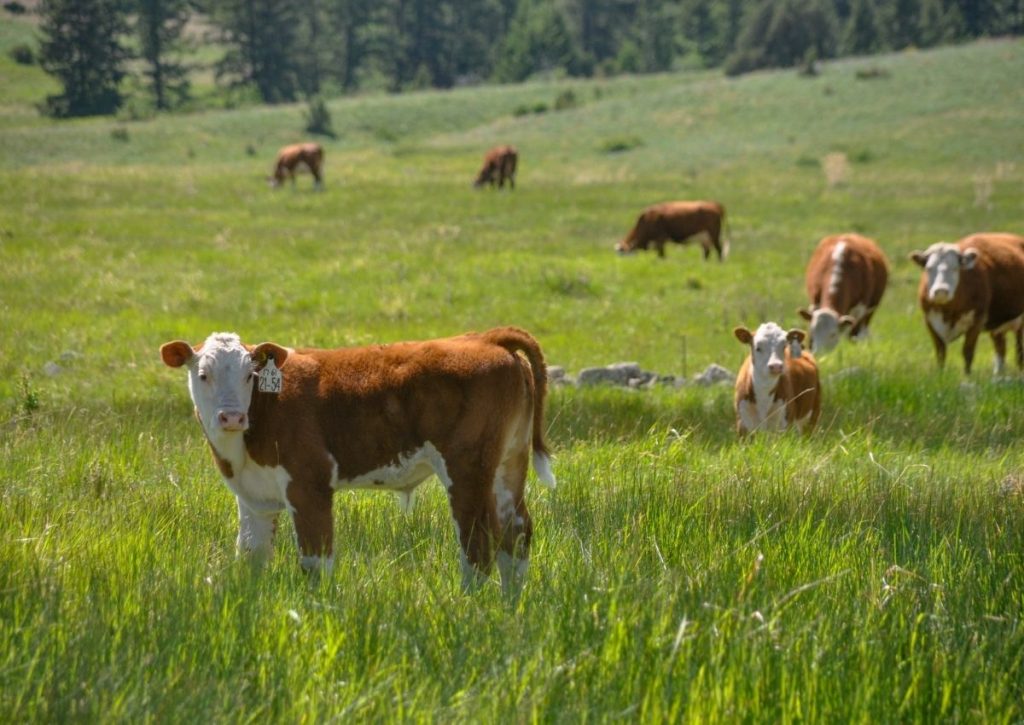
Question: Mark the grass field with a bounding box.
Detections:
[2,38,1024,721]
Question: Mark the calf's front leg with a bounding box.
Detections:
[287,483,335,575]
[236,498,278,565]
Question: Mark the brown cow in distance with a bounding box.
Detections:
[910,232,1024,375]
[473,145,517,189]
[160,327,555,598]
[798,233,889,354]
[615,200,728,260]
[269,142,323,189]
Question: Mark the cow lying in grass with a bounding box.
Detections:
[733,323,821,436]
[160,327,555,597]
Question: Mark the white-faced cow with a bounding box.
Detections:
[910,232,1024,375]
[160,327,555,597]
[473,145,517,189]
[798,233,889,354]
[269,142,324,189]
[615,200,728,260]
[733,323,821,436]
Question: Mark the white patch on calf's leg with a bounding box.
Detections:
[236,498,277,562]
[299,554,334,576]
[496,550,529,599]
[460,551,487,593]
[532,451,556,488]
[395,488,417,514]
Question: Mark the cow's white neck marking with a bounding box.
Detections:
[927,309,975,343]
[206,430,291,514]
[828,241,847,298]
[746,368,786,431]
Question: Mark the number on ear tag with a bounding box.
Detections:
[258,358,283,393]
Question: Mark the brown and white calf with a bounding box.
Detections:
[615,200,728,260]
[910,232,1024,375]
[733,323,821,436]
[473,145,517,189]
[799,233,889,354]
[269,142,324,189]
[160,327,555,596]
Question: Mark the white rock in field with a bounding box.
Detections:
[578,362,642,387]
[693,363,733,386]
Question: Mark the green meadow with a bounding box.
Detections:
[2,35,1023,721]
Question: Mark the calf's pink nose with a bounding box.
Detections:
[218,411,248,430]
[768,363,784,375]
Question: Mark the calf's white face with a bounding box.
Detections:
[161,333,256,435]
[160,333,290,441]
[735,322,805,378]
[911,243,978,304]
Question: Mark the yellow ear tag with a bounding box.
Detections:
[258,358,283,394]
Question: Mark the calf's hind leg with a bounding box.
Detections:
[493,446,533,599]
[447,459,502,592]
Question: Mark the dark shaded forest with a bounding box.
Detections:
[21,0,1024,117]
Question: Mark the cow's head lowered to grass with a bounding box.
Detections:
[797,307,856,354]
[910,242,979,304]
[160,333,289,437]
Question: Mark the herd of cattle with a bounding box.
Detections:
[160,142,1024,595]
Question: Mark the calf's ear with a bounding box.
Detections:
[909,251,928,267]
[250,342,289,371]
[734,327,753,345]
[797,307,813,321]
[160,340,196,368]
[839,315,856,330]
[786,329,806,358]
[961,249,979,270]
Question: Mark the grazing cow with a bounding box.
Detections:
[733,323,821,436]
[615,200,728,260]
[473,145,518,189]
[160,327,556,597]
[910,232,1024,375]
[798,233,889,353]
[269,142,324,189]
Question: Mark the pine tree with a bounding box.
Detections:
[876,0,920,49]
[725,0,838,75]
[137,0,191,110]
[295,0,327,96]
[211,0,301,103]
[843,0,880,54]
[494,0,578,82]
[38,0,131,117]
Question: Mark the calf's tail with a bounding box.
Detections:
[485,326,557,488]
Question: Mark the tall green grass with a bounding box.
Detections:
[1,39,1023,721]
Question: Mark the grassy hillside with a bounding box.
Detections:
[1,39,1023,721]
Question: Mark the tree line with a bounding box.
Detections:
[36,0,1024,118]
